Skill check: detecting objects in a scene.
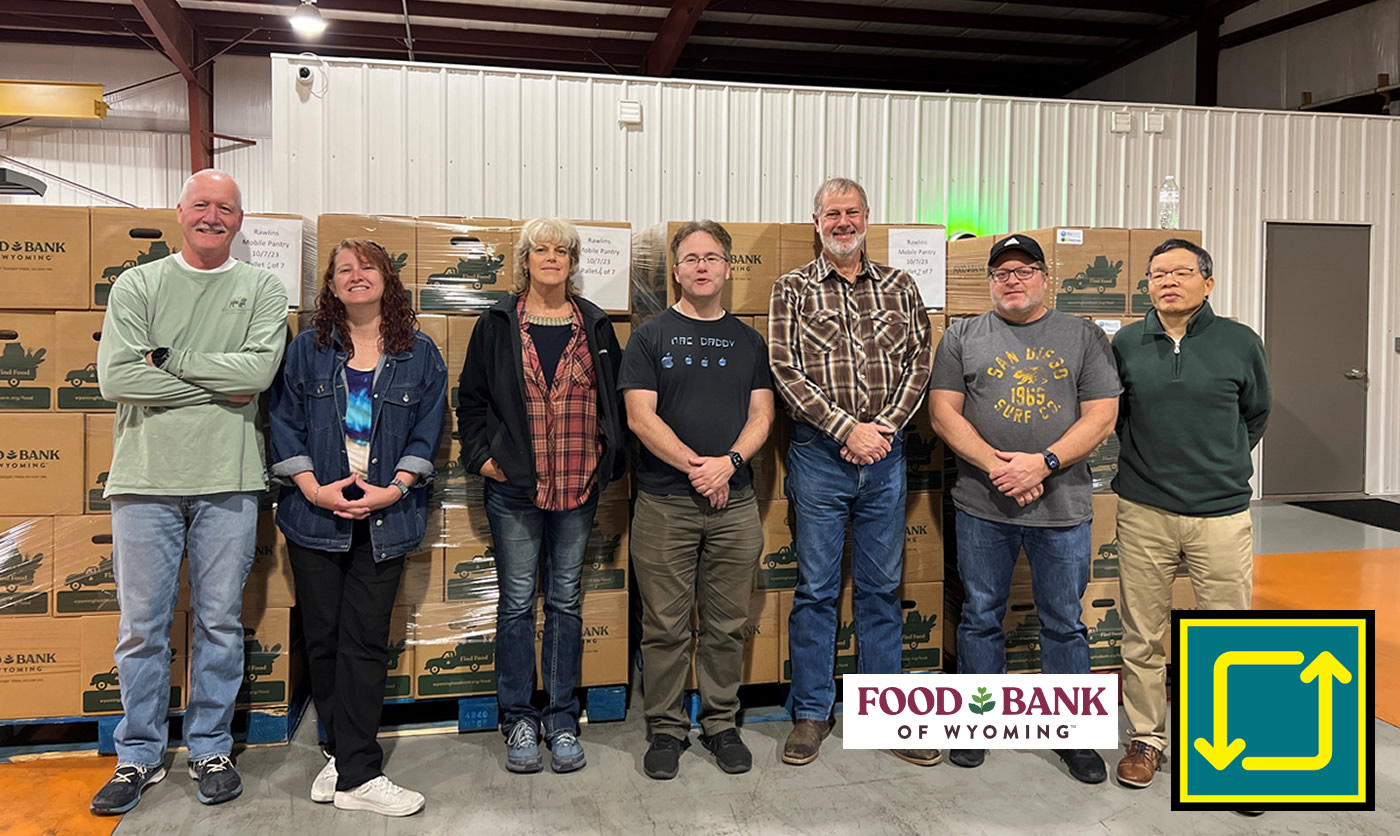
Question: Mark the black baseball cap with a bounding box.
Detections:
[988,233,1046,267]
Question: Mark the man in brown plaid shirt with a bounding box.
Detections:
[769,177,934,767]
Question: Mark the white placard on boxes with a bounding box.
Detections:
[576,225,631,313]
[888,229,947,310]
[234,217,305,308]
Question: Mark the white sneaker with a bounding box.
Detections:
[310,757,337,803]
[333,775,425,817]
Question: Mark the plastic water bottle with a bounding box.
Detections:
[1157,175,1180,230]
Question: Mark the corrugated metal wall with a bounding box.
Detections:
[272,54,1400,496]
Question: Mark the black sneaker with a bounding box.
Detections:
[1055,748,1107,784]
[949,749,986,768]
[90,763,167,815]
[700,728,752,774]
[188,754,243,805]
[643,734,690,780]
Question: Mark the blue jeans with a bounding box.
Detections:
[954,508,1091,675]
[110,492,259,767]
[786,422,906,722]
[484,480,597,738]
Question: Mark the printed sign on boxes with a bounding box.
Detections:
[1050,228,1131,315]
[0,413,85,516]
[386,607,413,699]
[412,601,498,698]
[755,500,798,590]
[572,221,631,314]
[0,312,56,411]
[53,515,118,615]
[90,208,182,309]
[867,225,947,310]
[236,607,297,707]
[53,312,114,411]
[666,222,780,315]
[0,516,53,617]
[0,205,90,310]
[234,213,309,308]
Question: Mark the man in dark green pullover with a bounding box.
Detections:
[1111,239,1271,789]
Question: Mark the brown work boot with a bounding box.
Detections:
[1116,740,1162,788]
[892,748,942,766]
[781,719,833,765]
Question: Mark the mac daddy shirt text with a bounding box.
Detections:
[930,309,1120,526]
[618,308,772,496]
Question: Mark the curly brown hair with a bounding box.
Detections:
[314,238,419,358]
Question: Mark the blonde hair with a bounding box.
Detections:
[514,217,582,296]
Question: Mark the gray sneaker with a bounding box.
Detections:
[90,763,166,815]
[188,754,243,805]
[505,720,543,774]
[549,731,587,773]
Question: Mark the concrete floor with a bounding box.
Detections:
[110,501,1400,835]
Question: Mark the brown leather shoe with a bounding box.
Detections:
[781,719,833,765]
[892,748,942,766]
[1116,740,1161,788]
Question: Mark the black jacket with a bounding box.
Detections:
[456,293,626,495]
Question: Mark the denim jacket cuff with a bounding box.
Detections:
[394,455,435,482]
[271,455,315,478]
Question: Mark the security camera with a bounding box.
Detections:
[296,66,313,86]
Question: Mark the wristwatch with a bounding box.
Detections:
[390,478,410,498]
[150,347,171,368]
[1042,449,1061,473]
[727,451,744,470]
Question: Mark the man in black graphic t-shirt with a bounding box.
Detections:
[619,221,774,780]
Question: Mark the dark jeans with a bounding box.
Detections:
[288,520,405,790]
[954,508,1091,675]
[484,480,598,739]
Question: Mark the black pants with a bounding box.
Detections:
[287,521,405,791]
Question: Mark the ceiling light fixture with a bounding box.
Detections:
[290,0,327,38]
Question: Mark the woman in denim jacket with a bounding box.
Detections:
[457,217,625,775]
[269,239,446,817]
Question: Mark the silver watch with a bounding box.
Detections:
[390,478,410,497]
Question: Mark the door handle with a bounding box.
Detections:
[1344,368,1368,381]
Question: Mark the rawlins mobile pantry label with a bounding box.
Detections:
[887,228,946,310]
[842,674,1118,749]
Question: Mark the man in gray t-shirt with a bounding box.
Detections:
[928,233,1119,784]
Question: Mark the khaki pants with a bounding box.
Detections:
[630,486,762,739]
[1117,496,1253,752]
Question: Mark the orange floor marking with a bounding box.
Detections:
[1253,548,1400,726]
[0,755,119,836]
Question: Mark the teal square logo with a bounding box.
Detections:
[1171,610,1374,811]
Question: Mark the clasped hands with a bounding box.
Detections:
[305,474,403,519]
[989,450,1051,507]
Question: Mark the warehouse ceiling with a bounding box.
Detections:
[0,0,1242,98]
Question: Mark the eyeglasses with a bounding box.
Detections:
[989,266,1042,284]
[678,254,727,267]
[1147,267,1200,284]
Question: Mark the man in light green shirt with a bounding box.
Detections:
[90,170,287,816]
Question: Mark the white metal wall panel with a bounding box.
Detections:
[270,54,1400,494]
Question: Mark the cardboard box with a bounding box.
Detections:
[905,402,945,494]
[573,221,631,314]
[0,516,53,617]
[395,548,446,609]
[440,506,493,548]
[778,224,820,275]
[666,222,780,315]
[928,313,946,358]
[418,314,448,360]
[236,607,297,707]
[582,501,629,592]
[0,205,91,310]
[85,414,114,513]
[446,315,476,411]
[1050,228,1131,315]
[316,215,416,310]
[90,208,182,309]
[0,312,56,411]
[1088,432,1119,493]
[444,538,496,603]
[0,413,84,516]
[386,606,413,699]
[611,316,631,350]
[432,438,483,509]
[79,611,186,715]
[755,500,798,590]
[902,493,944,583]
[898,581,945,672]
[1128,229,1203,314]
[750,416,790,501]
[945,235,996,315]
[535,589,628,687]
[416,217,515,313]
[1001,580,1126,672]
[244,513,296,609]
[53,311,114,411]
[0,615,82,719]
[53,515,117,615]
[412,601,498,698]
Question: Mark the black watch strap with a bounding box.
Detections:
[727,451,744,469]
[1042,449,1061,472]
[151,347,171,368]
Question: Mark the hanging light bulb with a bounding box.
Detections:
[290,0,327,37]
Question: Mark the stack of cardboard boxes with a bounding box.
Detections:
[0,206,307,722]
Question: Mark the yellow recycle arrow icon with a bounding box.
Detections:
[1192,650,1352,772]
